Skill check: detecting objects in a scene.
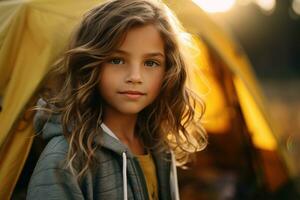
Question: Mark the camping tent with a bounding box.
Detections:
[0,0,297,199]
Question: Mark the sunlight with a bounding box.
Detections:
[255,0,276,12]
[192,0,237,13]
[292,0,300,15]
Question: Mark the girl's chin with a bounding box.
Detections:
[118,108,144,115]
[103,101,147,115]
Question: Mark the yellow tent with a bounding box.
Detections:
[0,0,296,199]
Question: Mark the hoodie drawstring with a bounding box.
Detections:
[101,123,128,199]
[101,123,179,199]
[170,151,180,200]
[122,152,128,200]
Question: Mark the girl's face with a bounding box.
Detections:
[98,24,166,115]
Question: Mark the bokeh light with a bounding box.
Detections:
[292,0,300,15]
[192,0,237,13]
[255,0,276,13]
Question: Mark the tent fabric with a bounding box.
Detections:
[0,0,284,199]
[166,0,278,151]
[0,0,103,198]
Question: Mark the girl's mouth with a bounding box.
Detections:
[118,91,146,99]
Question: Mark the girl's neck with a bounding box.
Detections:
[103,111,145,155]
[102,109,138,143]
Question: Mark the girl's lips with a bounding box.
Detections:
[118,91,146,95]
[118,91,146,99]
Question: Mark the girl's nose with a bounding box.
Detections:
[126,64,143,84]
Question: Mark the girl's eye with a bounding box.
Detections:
[109,58,124,65]
[145,60,159,67]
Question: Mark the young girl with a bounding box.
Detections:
[27,0,207,199]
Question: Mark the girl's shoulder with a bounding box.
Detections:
[41,135,68,156]
[27,136,84,199]
[31,135,69,177]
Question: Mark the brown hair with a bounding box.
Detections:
[40,0,207,180]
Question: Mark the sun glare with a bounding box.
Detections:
[255,0,276,12]
[292,0,300,15]
[192,0,237,13]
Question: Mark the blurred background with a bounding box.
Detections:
[178,0,300,199]
[194,0,300,133]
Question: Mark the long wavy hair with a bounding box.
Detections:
[40,0,207,180]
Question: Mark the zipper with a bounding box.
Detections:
[133,158,150,200]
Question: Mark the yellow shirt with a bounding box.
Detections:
[136,153,158,200]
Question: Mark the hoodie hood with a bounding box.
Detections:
[33,98,131,157]
[34,98,63,141]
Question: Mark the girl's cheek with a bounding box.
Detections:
[150,71,165,96]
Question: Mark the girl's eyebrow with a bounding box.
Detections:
[113,49,165,58]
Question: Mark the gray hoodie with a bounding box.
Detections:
[26,99,179,200]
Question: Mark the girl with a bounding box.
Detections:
[27,0,207,199]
